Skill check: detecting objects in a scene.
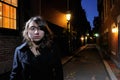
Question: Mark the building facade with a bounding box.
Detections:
[98,0,120,68]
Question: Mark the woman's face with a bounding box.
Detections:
[28,21,45,42]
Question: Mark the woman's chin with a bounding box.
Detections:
[33,39,41,42]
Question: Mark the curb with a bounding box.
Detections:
[62,45,87,65]
[96,45,118,80]
[103,60,118,80]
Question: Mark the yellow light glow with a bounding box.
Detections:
[66,13,71,21]
[0,12,2,15]
[0,16,2,19]
[112,27,118,33]
[80,36,84,41]
[85,36,87,40]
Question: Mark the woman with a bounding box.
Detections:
[10,16,64,80]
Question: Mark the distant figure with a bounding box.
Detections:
[10,16,64,80]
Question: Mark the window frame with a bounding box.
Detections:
[0,0,19,36]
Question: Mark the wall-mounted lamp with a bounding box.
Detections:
[94,33,99,37]
[80,36,84,41]
[112,26,118,33]
[66,11,71,21]
[66,11,71,32]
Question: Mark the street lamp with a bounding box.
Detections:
[112,27,118,33]
[66,11,71,21]
[66,11,71,54]
[66,11,71,32]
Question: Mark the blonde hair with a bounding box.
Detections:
[22,16,54,47]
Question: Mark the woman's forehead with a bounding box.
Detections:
[29,21,38,26]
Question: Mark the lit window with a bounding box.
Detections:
[12,0,17,6]
[0,0,17,29]
[0,2,2,27]
[2,0,17,6]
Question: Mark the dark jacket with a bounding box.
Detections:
[10,42,64,80]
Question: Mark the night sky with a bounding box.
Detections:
[81,0,98,29]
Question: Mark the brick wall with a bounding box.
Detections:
[0,35,22,74]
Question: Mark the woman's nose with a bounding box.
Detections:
[34,29,39,34]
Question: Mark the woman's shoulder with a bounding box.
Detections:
[16,42,28,51]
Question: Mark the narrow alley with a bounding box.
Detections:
[63,44,114,80]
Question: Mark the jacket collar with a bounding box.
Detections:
[17,42,28,50]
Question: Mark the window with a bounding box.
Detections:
[0,0,17,29]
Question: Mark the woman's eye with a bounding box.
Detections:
[29,26,41,30]
[30,27,36,30]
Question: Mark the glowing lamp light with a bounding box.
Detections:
[66,12,71,21]
[112,27,118,33]
[85,36,87,40]
[80,36,84,41]
[94,33,99,37]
